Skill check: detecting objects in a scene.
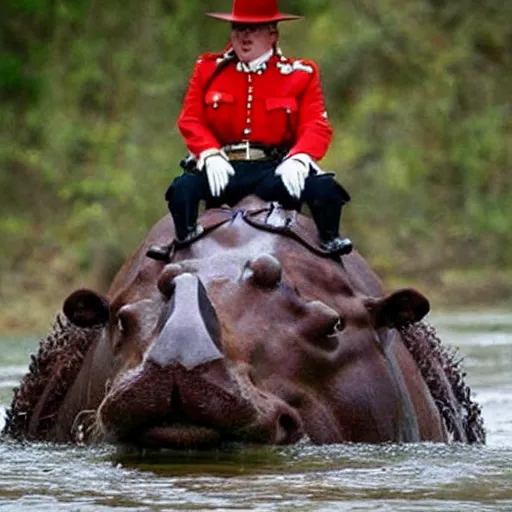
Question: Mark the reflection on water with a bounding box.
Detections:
[1,313,512,511]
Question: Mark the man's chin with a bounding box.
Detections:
[238,49,254,60]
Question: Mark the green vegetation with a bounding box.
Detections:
[1,0,511,333]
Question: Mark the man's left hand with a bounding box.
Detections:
[275,154,311,199]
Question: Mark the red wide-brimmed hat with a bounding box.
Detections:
[206,0,303,23]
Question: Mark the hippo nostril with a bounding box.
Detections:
[279,413,296,433]
[276,412,303,445]
[157,264,191,298]
[157,274,176,299]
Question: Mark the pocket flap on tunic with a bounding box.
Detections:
[205,91,235,105]
[266,97,298,112]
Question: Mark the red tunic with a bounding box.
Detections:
[177,51,333,161]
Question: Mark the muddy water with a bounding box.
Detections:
[0,312,511,511]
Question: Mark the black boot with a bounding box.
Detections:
[307,192,353,256]
[175,224,204,246]
[320,235,353,255]
[146,224,204,262]
[146,242,173,262]
[147,179,204,262]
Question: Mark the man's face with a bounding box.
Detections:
[231,23,277,63]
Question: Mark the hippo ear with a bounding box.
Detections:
[63,289,110,327]
[365,288,430,329]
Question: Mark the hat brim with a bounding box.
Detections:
[206,12,303,23]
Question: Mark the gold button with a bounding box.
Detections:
[243,128,251,135]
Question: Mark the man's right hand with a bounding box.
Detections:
[204,153,235,197]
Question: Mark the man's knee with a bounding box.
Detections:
[304,174,350,204]
[165,173,205,204]
[256,173,300,209]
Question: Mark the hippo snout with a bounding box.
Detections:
[98,361,303,448]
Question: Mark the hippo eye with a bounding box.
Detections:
[116,307,136,335]
[113,309,135,353]
[302,300,344,340]
[335,317,346,332]
[327,317,346,337]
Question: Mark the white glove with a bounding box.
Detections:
[275,153,311,199]
[203,153,235,197]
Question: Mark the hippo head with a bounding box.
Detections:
[58,208,433,449]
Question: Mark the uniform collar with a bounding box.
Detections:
[236,48,274,73]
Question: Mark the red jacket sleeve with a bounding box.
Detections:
[177,58,221,156]
[288,62,333,161]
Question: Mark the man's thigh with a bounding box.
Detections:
[165,171,210,202]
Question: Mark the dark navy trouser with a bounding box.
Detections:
[165,160,350,241]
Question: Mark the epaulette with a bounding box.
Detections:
[274,47,316,75]
[196,48,237,67]
[214,48,236,65]
[196,51,225,65]
[276,58,315,75]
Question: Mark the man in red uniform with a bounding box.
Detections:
[148,0,353,261]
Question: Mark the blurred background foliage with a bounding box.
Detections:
[0,0,511,332]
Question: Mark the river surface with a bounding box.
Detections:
[0,312,511,511]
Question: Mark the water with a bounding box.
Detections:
[1,312,511,511]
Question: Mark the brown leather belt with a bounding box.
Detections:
[223,142,272,161]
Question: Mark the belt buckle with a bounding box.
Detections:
[224,142,265,161]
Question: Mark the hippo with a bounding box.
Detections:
[4,197,485,448]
